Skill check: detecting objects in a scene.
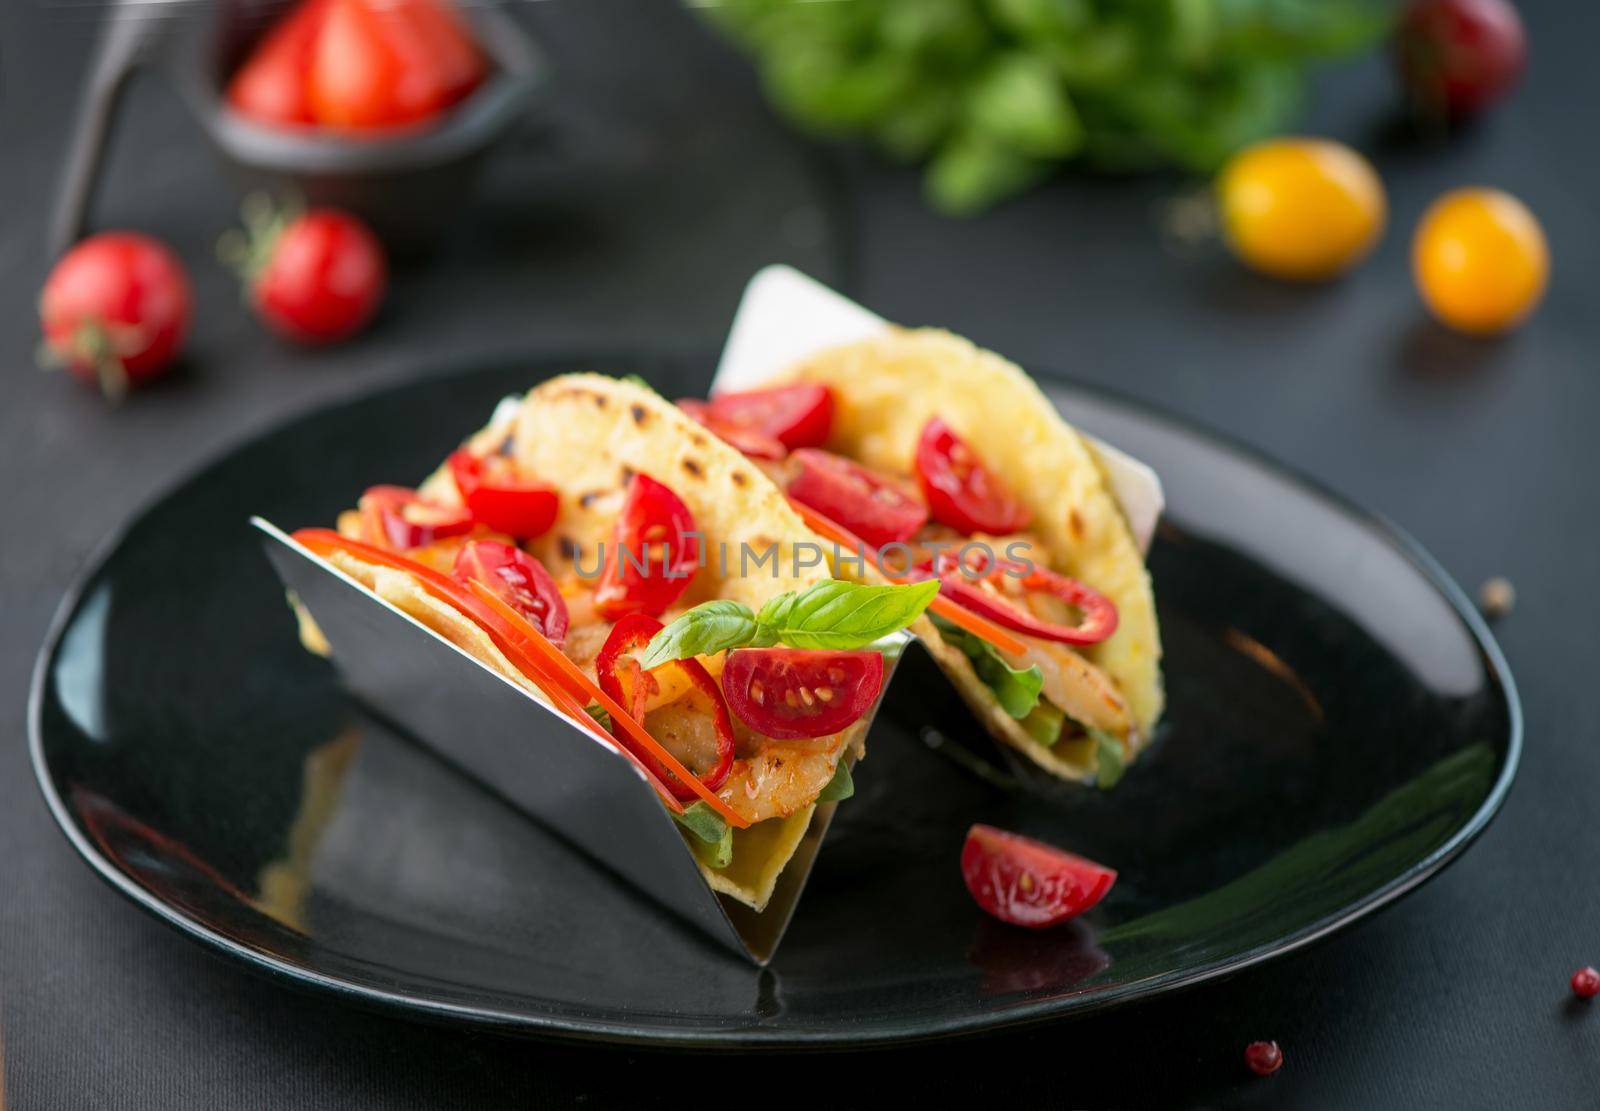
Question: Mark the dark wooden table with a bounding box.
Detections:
[4,2,1596,1106]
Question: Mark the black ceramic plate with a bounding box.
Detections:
[29,356,1521,1048]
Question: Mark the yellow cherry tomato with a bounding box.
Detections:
[1412,187,1548,335]
[1217,138,1387,281]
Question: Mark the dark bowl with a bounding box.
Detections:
[52,0,543,256]
[184,0,543,250]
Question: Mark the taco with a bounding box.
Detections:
[292,374,935,911]
[676,330,1163,787]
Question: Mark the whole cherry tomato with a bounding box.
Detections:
[915,417,1031,534]
[448,451,559,538]
[39,232,192,398]
[1395,0,1526,120]
[594,474,701,619]
[452,541,568,646]
[1217,138,1387,282]
[786,449,928,551]
[227,202,386,345]
[721,648,884,740]
[961,824,1117,928]
[1412,187,1548,335]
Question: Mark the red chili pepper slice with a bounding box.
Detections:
[594,474,701,620]
[451,540,569,647]
[915,417,1032,534]
[932,550,1118,646]
[448,450,559,539]
[358,484,473,550]
[595,614,736,799]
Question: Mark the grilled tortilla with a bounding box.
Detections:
[308,375,861,912]
[767,329,1164,783]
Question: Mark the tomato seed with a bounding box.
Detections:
[814,686,834,703]
[1572,967,1600,999]
[1245,1041,1283,1077]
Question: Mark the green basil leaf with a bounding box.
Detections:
[754,578,937,649]
[1093,728,1126,790]
[817,759,855,803]
[586,704,612,732]
[931,613,1044,719]
[638,600,759,669]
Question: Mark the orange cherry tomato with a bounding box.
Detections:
[1218,138,1387,281]
[1412,187,1548,335]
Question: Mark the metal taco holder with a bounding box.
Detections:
[252,267,1161,963]
[255,518,911,964]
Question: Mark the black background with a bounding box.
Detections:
[3,1,1596,1107]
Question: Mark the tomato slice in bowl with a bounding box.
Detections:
[722,648,884,741]
[594,474,701,619]
[358,485,473,550]
[448,451,559,539]
[596,614,736,798]
[703,384,834,450]
[786,449,928,552]
[961,824,1117,928]
[451,540,569,646]
[915,417,1032,534]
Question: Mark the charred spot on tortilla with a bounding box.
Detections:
[1070,508,1085,539]
[690,432,709,448]
[578,489,609,509]
[682,458,703,478]
[630,404,648,425]
[619,464,636,483]
[557,536,580,560]
[731,471,748,487]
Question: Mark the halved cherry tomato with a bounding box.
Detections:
[451,541,568,646]
[307,0,483,130]
[226,0,328,127]
[961,824,1117,928]
[702,384,834,450]
[722,648,884,741]
[932,551,1118,647]
[594,474,701,619]
[595,614,736,799]
[358,485,473,550]
[448,451,559,538]
[676,399,786,460]
[915,418,1031,534]
[786,449,927,551]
